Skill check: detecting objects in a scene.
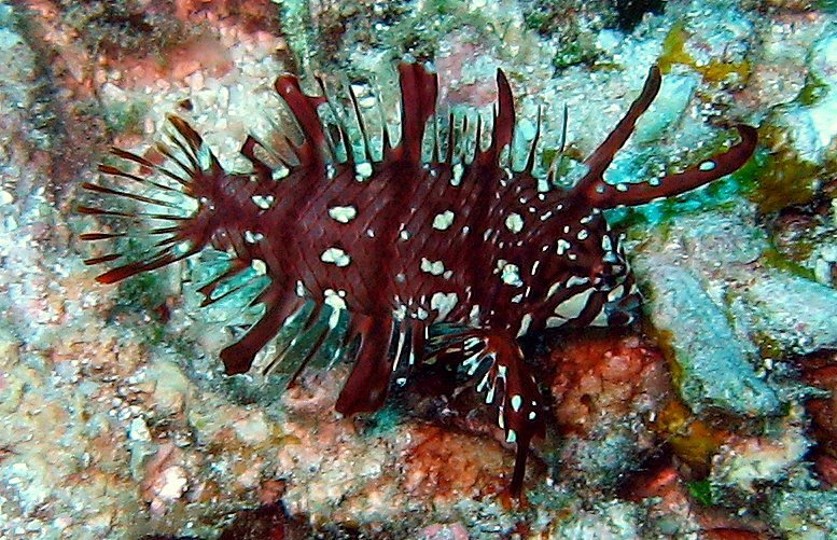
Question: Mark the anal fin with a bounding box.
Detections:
[440,328,546,496]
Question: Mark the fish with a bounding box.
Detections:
[78,62,757,495]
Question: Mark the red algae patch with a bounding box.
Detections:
[174,0,281,34]
[403,426,509,501]
[802,351,837,456]
[798,350,837,486]
[110,34,234,89]
[549,332,669,435]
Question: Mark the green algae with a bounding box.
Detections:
[687,479,714,506]
[658,21,750,84]
[552,37,599,70]
[820,0,837,13]
[658,21,693,75]
[740,126,822,214]
[797,73,829,107]
[760,246,817,282]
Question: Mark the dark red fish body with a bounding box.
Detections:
[80,63,757,494]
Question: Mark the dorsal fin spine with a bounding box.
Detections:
[395,63,438,164]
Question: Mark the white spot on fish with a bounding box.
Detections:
[497,363,507,380]
[355,162,373,179]
[556,239,571,255]
[464,337,482,350]
[321,247,351,267]
[511,394,523,412]
[506,429,517,443]
[295,279,305,297]
[500,263,523,287]
[251,259,267,275]
[433,210,455,230]
[566,275,590,288]
[602,235,613,251]
[554,288,594,320]
[486,380,497,404]
[451,163,464,186]
[505,212,524,234]
[517,313,532,337]
[547,281,562,298]
[393,303,407,320]
[463,352,484,376]
[400,230,411,241]
[590,307,609,326]
[430,291,459,319]
[244,230,264,244]
[420,257,446,276]
[616,183,629,192]
[528,411,537,420]
[328,205,357,223]
[323,289,347,328]
[577,229,589,240]
[251,194,274,209]
[469,304,481,325]
[699,160,716,171]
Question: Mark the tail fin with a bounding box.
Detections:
[78,115,234,284]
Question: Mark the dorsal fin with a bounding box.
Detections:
[274,75,329,166]
[393,62,438,163]
[479,68,515,166]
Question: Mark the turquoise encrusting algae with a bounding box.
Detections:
[0,0,836,539]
